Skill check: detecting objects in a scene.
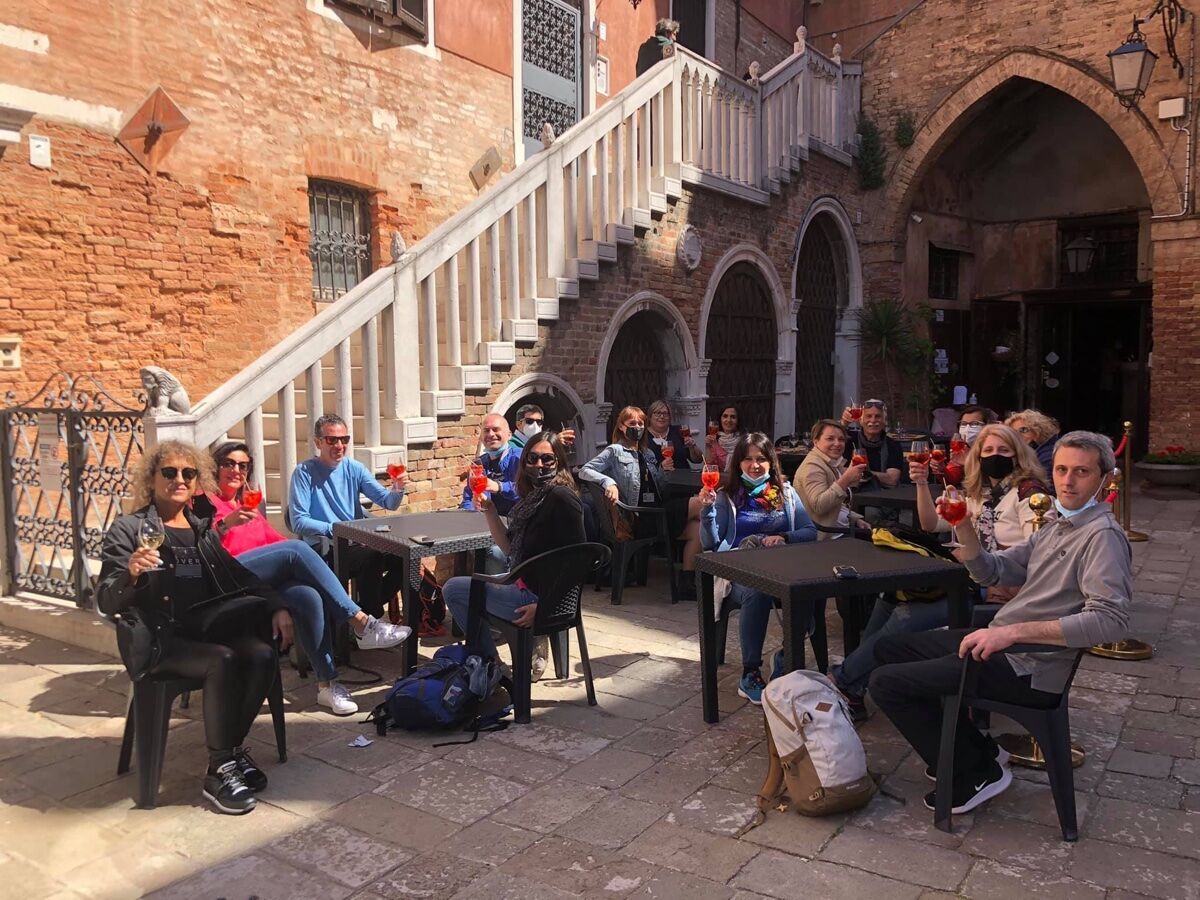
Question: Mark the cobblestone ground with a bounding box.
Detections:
[1,493,1198,899]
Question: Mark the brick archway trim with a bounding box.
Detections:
[594,290,700,410]
[884,48,1179,243]
[697,243,792,360]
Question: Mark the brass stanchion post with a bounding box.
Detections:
[996,493,1086,769]
[1091,423,1154,660]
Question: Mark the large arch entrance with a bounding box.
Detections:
[705,262,779,433]
[794,213,849,431]
[902,75,1153,449]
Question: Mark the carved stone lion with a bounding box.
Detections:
[140,366,191,416]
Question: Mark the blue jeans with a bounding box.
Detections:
[443,576,537,660]
[831,595,950,697]
[732,584,816,673]
[238,540,361,682]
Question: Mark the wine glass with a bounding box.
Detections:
[937,486,969,548]
[138,518,165,571]
[469,462,488,505]
[662,444,675,462]
[700,463,721,492]
[241,481,263,510]
[907,439,931,466]
[847,398,864,428]
[386,454,406,481]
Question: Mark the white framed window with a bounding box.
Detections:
[596,55,609,96]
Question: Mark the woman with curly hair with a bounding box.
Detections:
[97,441,292,815]
[698,433,816,705]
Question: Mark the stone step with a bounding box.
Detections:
[580,239,619,264]
[565,257,600,281]
[623,207,652,231]
[502,318,538,344]
[535,297,559,320]
[606,222,636,245]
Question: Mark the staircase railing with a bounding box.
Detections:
[149,44,862,508]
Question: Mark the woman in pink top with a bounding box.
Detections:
[199,442,410,716]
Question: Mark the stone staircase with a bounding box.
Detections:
[148,44,862,517]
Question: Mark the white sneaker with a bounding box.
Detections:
[317,682,358,716]
[531,636,550,682]
[355,616,412,651]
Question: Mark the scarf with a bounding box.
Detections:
[505,481,558,567]
[855,431,893,472]
[975,478,1012,553]
[717,431,741,457]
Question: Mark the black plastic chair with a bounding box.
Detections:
[99,607,287,809]
[582,480,679,605]
[713,591,829,674]
[466,542,611,724]
[934,643,1084,841]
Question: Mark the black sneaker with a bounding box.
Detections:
[843,693,869,725]
[203,760,257,815]
[924,743,1010,781]
[233,746,268,792]
[922,761,1012,814]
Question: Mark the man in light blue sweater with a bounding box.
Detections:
[289,414,407,623]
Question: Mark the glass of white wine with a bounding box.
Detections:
[139,519,165,571]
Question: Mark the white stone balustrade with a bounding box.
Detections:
[149,46,862,507]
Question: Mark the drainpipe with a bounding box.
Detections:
[734,0,742,75]
[1151,13,1195,220]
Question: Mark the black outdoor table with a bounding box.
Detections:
[662,468,702,496]
[850,482,926,513]
[693,539,973,723]
[333,510,494,674]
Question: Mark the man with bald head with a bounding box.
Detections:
[461,413,521,515]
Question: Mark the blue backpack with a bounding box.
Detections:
[366,645,508,740]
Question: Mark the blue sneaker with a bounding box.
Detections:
[770,649,786,681]
[738,669,768,705]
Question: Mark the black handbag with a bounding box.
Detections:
[113,607,171,681]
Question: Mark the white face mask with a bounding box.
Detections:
[521,421,543,439]
[960,423,984,445]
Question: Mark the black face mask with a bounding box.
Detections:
[532,467,557,486]
[625,426,644,442]
[979,454,1015,481]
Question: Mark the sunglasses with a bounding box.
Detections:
[160,467,198,482]
[522,417,543,425]
[320,435,351,446]
[863,400,886,409]
[219,459,251,472]
[524,453,558,466]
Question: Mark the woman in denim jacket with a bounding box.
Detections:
[699,433,817,705]
[579,405,669,541]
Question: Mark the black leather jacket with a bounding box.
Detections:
[96,504,285,625]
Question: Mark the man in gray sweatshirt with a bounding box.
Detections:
[870,431,1131,815]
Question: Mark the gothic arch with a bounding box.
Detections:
[493,372,589,447]
[698,244,792,359]
[885,48,1174,242]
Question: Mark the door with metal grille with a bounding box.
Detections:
[705,263,778,434]
[794,221,843,431]
[0,374,144,606]
[522,0,581,159]
[604,311,667,437]
[308,179,372,303]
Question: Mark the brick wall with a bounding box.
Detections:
[835,0,1198,448]
[712,0,795,78]
[0,0,515,401]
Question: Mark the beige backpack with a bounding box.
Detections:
[744,670,876,826]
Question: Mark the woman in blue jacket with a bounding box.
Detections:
[579,405,669,541]
[699,432,817,705]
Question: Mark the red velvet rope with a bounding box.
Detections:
[1113,433,1128,457]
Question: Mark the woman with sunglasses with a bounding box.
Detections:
[195,442,410,717]
[443,433,585,663]
[98,441,293,816]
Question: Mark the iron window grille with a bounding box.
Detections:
[928,245,960,301]
[326,0,427,39]
[308,179,372,304]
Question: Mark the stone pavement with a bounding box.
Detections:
[1,492,1199,899]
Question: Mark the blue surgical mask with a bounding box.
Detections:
[741,472,770,495]
[485,446,505,460]
[1054,496,1097,519]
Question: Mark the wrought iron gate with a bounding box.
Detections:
[705,263,778,433]
[794,221,843,431]
[1,374,145,606]
[522,0,582,159]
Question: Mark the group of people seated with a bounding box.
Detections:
[98,392,1129,823]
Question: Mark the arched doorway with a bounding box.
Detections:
[603,309,669,435]
[495,373,587,464]
[794,214,847,431]
[904,77,1152,446]
[705,262,778,433]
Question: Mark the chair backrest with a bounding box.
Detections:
[581,479,620,544]
[930,408,959,437]
[514,542,611,630]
